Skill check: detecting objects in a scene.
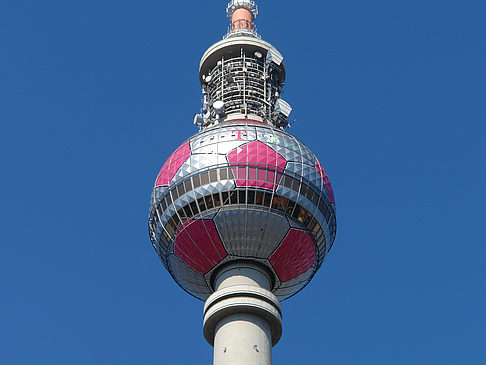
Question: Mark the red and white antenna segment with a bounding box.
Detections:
[226,0,258,33]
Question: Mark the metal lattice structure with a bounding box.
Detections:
[203,52,282,125]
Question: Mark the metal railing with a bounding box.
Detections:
[224,22,260,39]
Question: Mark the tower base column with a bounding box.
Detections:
[203,263,282,365]
[214,313,272,365]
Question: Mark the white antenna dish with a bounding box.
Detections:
[213,100,225,115]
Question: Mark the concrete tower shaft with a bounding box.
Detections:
[203,263,281,365]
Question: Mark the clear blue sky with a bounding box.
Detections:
[1,1,485,364]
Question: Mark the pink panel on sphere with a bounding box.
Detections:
[175,220,227,275]
[227,141,287,190]
[155,141,191,187]
[315,157,335,205]
[269,229,316,282]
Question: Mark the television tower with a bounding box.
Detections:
[148,1,337,364]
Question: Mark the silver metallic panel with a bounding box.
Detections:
[275,185,299,202]
[216,140,250,155]
[218,180,236,191]
[299,144,316,165]
[274,268,313,300]
[255,127,284,147]
[301,163,322,189]
[214,209,290,258]
[285,162,303,176]
[190,126,257,155]
[191,180,236,199]
[277,268,313,289]
[273,145,302,163]
[150,186,168,207]
[274,284,306,300]
[172,154,228,181]
[172,196,185,211]
[168,254,212,300]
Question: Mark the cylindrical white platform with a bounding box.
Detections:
[203,263,282,365]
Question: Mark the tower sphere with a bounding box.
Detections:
[148,120,336,300]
